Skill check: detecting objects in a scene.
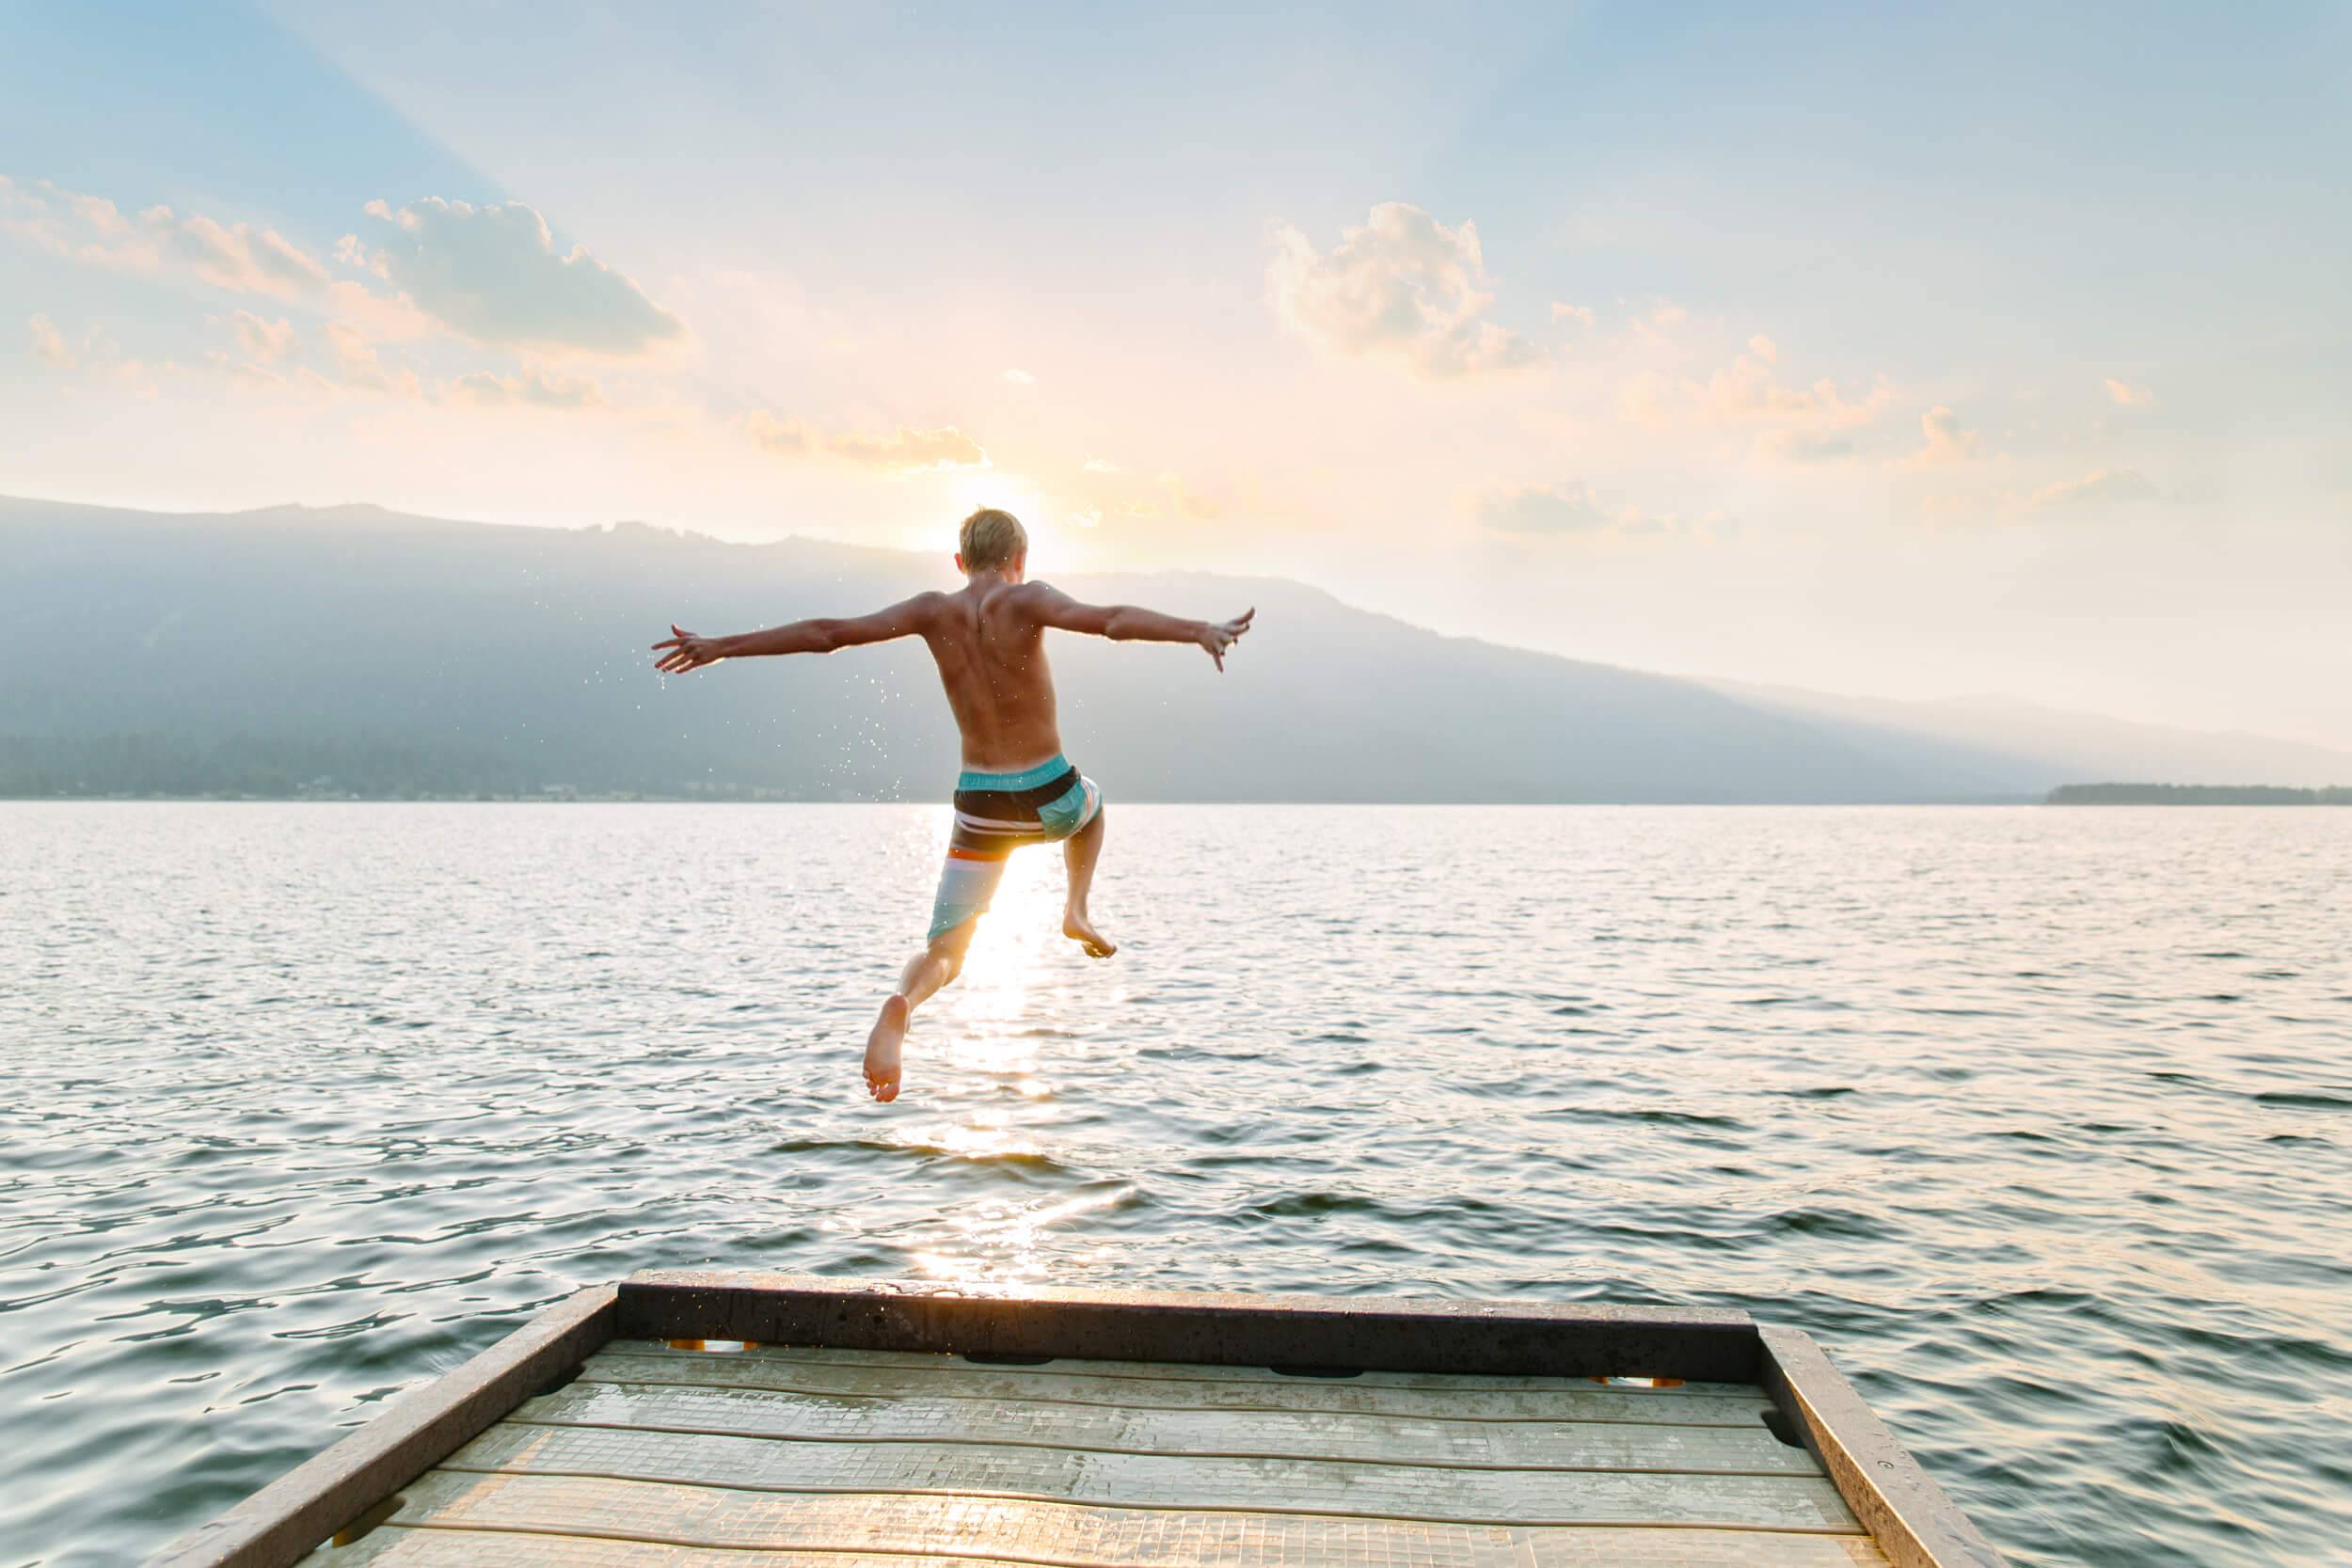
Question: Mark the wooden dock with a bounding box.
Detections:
[149,1273,2007,1568]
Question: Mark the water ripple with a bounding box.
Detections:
[1,801,2347,1568]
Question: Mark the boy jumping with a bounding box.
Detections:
[652,508,1253,1101]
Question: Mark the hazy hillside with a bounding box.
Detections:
[7,495,2339,801]
[1713,680,2352,790]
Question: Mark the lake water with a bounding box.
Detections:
[3,802,2347,1566]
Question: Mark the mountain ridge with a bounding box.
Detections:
[5,493,2344,800]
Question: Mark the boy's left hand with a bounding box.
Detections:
[652,625,725,673]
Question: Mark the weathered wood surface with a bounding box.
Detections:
[438,1421,1858,1528]
[288,1339,1887,1566]
[314,1515,1894,1568]
[532,1373,1816,1472]
[1759,1326,2007,1568]
[584,1342,1781,1425]
[614,1337,1767,1396]
[162,1276,2005,1568]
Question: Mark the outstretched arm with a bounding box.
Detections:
[1027,584,1256,672]
[652,594,932,674]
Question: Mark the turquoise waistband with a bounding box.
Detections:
[956,754,1073,792]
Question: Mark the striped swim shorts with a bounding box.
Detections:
[928,753,1104,942]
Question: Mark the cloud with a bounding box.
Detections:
[1267,202,1540,377]
[2027,467,2159,511]
[1910,404,1984,465]
[1001,367,1035,385]
[1757,427,1855,463]
[1082,456,1120,473]
[831,425,987,470]
[226,309,296,362]
[323,321,421,397]
[1479,481,1609,535]
[444,362,605,409]
[27,312,74,367]
[746,412,989,474]
[2,178,329,300]
[205,351,291,393]
[1551,302,1595,328]
[2104,378,2153,407]
[363,197,685,355]
[1629,347,1895,435]
[143,206,328,297]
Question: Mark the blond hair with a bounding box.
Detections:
[958,507,1026,571]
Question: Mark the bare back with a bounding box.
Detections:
[916,579,1063,769]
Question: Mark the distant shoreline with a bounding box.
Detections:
[0,792,2224,807]
[10,785,2348,805]
[2047,783,2352,805]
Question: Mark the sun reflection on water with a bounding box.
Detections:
[937,839,1064,1079]
[896,833,1124,1286]
[910,1183,1129,1288]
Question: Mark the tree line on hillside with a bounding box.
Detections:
[0,733,545,800]
[2047,783,2352,805]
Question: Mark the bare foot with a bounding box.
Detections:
[1063,909,1118,959]
[865,994,908,1101]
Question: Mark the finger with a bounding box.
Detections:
[652,639,679,650]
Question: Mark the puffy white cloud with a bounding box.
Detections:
[1748,333,1779,364]
[1479,481,1609,535]
[1267,202,1540,378]
[1001,367,1035,385]
[363,197,685,355]
[227,310,296,362]
[1082,456,1120,473]
[444,362,605,409]
[746,412,989,474]
[1551,302,1596,328]
[2027,467,2159,511]
[2104,378,2153,407]
[27,312,74,367]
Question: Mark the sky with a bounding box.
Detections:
[3,1,2347,747]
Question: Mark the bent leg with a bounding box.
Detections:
[865,917,977,1102]
[1060,804,1116,958]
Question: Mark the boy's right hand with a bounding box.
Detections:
[1199,608,1255,672]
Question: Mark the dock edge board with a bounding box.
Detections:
[1757,1324,2009,1568]
[144,1284,618,1568]
[141,1273,2008,1568]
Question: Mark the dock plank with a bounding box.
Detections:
[326,1473,1891,1565]
[439,1422,1862,1531]
[582,1350,1777,1426]
[612,1338,1756,1397]
[519,1379,1818,1473]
